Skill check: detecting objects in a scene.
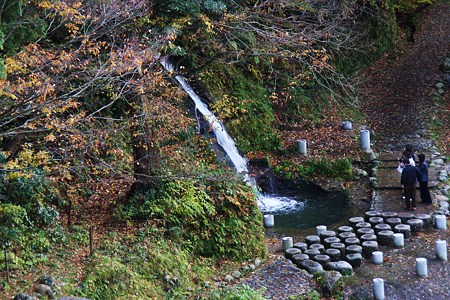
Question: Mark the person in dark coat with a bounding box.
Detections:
[400,158,421,210]
[417,153,432,205]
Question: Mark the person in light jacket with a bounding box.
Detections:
[400,158,421,211]
[417,154,432,205]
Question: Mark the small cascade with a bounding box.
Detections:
[161,57,302,213]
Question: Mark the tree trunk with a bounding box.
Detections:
[128,93,161,198]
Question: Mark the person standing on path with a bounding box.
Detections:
[417,153,432,205]
[400,158,421,210]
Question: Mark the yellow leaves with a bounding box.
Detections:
[4,146,52,180]
[199,14,215,34]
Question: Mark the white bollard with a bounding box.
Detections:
[316,225,327,237]
[282,237,293,251]
[435,215,447,230]
[360,129,370,150]
[393,233,404,248]
[263,214,274,228]
[372,251,383,265]
[373,278,385,300]
[297,139,307,156]
[342,121,352,130]
[416,257,428,277]
[436,239,448,261]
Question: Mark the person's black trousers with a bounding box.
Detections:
[419,181,432,204]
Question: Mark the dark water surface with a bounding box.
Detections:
[262,187,367,238]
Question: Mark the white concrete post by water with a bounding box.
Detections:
[263,214,274,228]
[297,139,307,155]
[360,129,370,150]
[373,278,385,300]
[372,251,383,265]
[416,258,428,277]
[393,233,404,247]
[316,225,327,236]
[282,237,293,251]
[436,239,448,261]
[435,215,447,230]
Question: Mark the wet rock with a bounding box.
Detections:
[325,261,354,276]
[299,259,325,275]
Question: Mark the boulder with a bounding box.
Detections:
[299,259,325,275]
[325,261,354,276]
[315,270,344,298]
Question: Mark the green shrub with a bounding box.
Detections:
[116,178,267,260]
[274,158,353,182]
[208,284,268,299]
[81,255,161,300]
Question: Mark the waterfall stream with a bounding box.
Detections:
[161,57,301,214]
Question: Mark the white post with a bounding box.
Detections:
[372,251,383,265]
[436,240,448,261]
[263,214,274,228]
[360,129,370,150]
[373,278,385,300]
[416,258,428,277]
[282,237,293,251]
[297,139,307,156]
[316,225,327,237]
[393,233,404,248]
[435,215,447,230]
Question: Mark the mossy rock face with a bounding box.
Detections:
[314,270,344,298]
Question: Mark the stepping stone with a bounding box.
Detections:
[325,248,342,261]
[320,230,337,242]
[346,245,362,254]
[299,259,324,275]
[406,219,424,233]
[291,254,310,266]
[361,241,379,259]
[349,217,365,229]
[305,235,321,246]
[398,212,415,223]
[368,217,384,227]
[355,222,372,230]
[360,233,377,243]
[365,210,382,222]
[381,211,398,221]
[309,243,325,253]
[346,253,363,268]
[304,249,321,259]
[330,242,346,259]
[339,232,356,242]
[338,226,353,233]
[293,242,308,252]
[386,217,402,228]
[345,237,361,247]
[314,254,331,266]
[324,237,341,248]
[415,214,432,228]
[374,223,392,234]
[377,230,394,246]
[285,248,302,259]
[394,224,412,238]
[357,228,375,238]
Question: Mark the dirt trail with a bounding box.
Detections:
[360,1,449,151]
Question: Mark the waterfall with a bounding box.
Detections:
[161,57,303,214]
